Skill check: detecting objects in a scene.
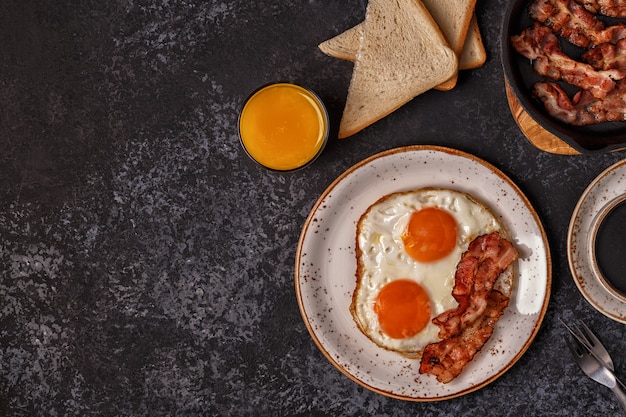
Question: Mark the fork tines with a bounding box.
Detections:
[560,318,626,390]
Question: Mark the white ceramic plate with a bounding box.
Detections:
[568,159,626,324]
[295,146,551,401]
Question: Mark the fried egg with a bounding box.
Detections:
[351,188,505,357]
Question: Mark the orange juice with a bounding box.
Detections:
[239,83,329,171]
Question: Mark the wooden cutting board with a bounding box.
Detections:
[505,81,580,155]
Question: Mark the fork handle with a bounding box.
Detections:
[611,383,626,414]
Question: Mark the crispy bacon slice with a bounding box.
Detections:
[511,23,626,98]
[577,0,626,18]
[432,232,519,340]
[419,232,518,383]
[419,290,510,383]
[534,80,626,124]
[533,82,595,124]
[529,0,626,47]
[529,0,605,47]
[594,24,626,45]
[583,38,626,69]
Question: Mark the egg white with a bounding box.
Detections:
[352,188,504,356]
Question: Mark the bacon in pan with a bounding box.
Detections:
[511,23,626,98]
[529,0,605,47]
[577,0,626,18]
[529,0,626,47]
[533,80,626,124]
[583,38,626,69]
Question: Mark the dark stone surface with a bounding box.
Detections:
[1,0,625,416]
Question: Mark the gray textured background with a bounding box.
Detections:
[1,0,626,416]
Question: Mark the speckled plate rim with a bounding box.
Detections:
[294,145,552,401]
[567,159,626,323]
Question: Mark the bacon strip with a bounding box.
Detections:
[432,232,519,340]
[529,0,626,47]
[534,80,626,124]
[419,290,510,383]
[583,38,626,70]
[532,82,594,125]
[419,233,518,383]
[577,0,626,18]
[511,23,626,98]
[529,0,605,47]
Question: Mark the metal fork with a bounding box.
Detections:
[565,335,626,414]
[560,318,626,390]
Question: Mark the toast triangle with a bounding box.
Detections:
[460,14,486,70]
[318,24,362,63]
[338,0,458,139]
[319,14,485,71]
[421,0,476,89]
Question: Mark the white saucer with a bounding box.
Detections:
[568,159,626,323]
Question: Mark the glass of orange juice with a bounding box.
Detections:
[238,83,329,172]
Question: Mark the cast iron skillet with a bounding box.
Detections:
[501,0,626,153]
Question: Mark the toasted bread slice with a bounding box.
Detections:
[460,14,486,70]
[422,0,476,89]
[319,14,485,70]
[318,24,362,62]
[320,1,479,91]
[338,0,458,139]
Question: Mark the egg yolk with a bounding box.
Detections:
[402,207,458,262]
[374,279,431,339]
